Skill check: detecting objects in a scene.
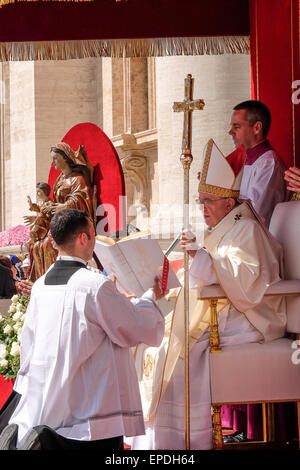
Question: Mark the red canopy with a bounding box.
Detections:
[0,0,250,43]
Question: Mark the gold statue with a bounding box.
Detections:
[50,142,95,221]
[24,142,95,282]
[24,182,57,282]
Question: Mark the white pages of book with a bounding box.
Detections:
[94,235,181,297]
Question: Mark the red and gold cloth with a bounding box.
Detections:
[249,0,300,168]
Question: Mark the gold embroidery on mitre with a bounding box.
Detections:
[200,138,214,186]
[198,138,240,198]
[198,182,240,198]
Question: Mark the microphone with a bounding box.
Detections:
[164,228,184,257]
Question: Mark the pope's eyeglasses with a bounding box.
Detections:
[195,197,225,206]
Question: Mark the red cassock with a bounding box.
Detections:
[226,145,246,176]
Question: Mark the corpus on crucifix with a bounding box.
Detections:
[173,74,205,450]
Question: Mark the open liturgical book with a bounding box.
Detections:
[94,231,181,297]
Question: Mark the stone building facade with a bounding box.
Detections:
[0,53,250,246]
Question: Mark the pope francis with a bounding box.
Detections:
[129,139,286,450]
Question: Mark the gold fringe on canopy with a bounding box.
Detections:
[0,36,250,61]
[0,0,94,7]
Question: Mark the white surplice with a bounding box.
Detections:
[9,263,164,445]
[239,147,287,227]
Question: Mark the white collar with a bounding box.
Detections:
[57,255,87,266]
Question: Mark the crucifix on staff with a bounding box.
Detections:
[173,74,205,450]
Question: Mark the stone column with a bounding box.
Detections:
[1,61,36,230]
[111,57,158,230]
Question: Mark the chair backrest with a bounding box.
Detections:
[269,201,300,333]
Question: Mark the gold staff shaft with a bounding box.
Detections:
[173,74,205,450]
[182,156,191,450]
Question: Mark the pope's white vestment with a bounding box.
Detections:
[9,262,164,446]
[129,202,286,450]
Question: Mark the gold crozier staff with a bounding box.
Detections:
[173,74,205,449]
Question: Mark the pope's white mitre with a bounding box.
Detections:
[198,139,244,198]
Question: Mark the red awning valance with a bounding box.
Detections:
[0,0,250,59]
[0,0,250,42]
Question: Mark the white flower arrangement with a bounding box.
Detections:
[0,294,29,380]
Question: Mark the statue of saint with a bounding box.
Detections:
[50,142,95,221]
[24,142,96,282]
[24,182,57,282]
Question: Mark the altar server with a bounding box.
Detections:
[1,209,164,450]
[229,100,287,227]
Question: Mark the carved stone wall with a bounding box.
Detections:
[122,154,148,225]
[115,132,157,231]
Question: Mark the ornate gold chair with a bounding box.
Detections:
[197,201,300,449]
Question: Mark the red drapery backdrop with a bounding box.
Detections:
[249,0,300,168]
[48,123,126,235]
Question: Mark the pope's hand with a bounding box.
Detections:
[180,230,198,258]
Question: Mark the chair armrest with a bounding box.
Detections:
[197,279,300,300]
[264,279,300,296]
[197,279,300,353]
[197,284,226,300]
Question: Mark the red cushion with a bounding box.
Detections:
[0,376,14,409]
